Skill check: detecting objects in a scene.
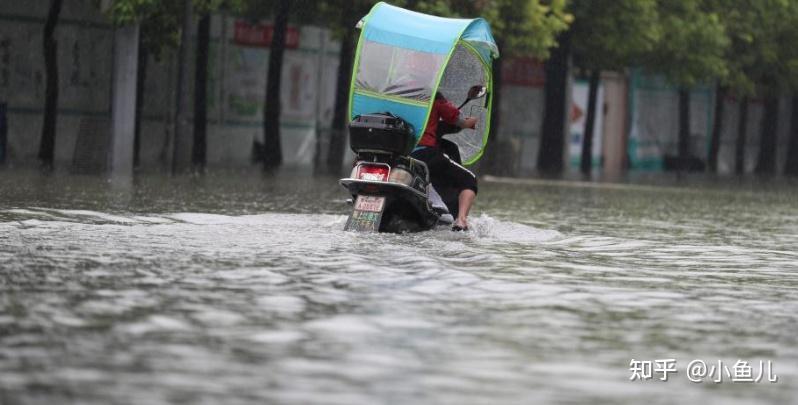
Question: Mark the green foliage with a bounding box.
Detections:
[314,0,383,38]
[312,1,458,40]
[642,0,729,87]
[408,0,454,17]
[103,0,571,61]
[317,0,572,59]
[107,1,180,58]
[101,0,798,95]
[481,0,572,58]
[570,0,660,72]
[102,0,243,59]
[709,0,798,95]
[103,0,159,26]
[105,0,241,24]
[568,0,798,94]
[404,0,574,59]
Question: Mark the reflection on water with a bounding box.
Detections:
[1,169,797,404]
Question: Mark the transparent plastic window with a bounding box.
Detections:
[355,41,444,101]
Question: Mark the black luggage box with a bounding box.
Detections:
[349,113,415,155]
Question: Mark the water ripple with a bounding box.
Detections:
[2,177,797,404]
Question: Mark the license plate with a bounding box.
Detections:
[354,195,385,212]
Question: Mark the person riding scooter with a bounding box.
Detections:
[341,3,498,233]
[410,92,478,231]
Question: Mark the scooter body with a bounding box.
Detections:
[339,113,454,233]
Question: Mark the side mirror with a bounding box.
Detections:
[467,85,487,100]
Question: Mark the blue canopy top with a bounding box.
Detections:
[360,2,499,65]
[349,2,499,164]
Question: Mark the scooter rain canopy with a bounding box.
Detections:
[349,2,499,165]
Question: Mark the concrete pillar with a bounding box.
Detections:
[108,24,140,177]
[601,71,629,179]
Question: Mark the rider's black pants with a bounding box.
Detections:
[411,147,478,195]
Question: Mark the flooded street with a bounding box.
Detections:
[1,170,797,404]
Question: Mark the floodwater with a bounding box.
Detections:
[1,169,797,404]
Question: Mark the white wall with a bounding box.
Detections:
[0,0,112,165]
[0,1,341,170]
[627,71,793,173]
[137,17,341,169]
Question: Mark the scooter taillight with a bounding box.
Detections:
[357,164,390,181]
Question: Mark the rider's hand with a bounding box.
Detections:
[463,117,477,129]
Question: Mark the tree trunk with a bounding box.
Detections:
[172,0,193,173]
[678,88,691,159]
[784,96,798,176]
[755,95,779,175]
[39,0,63,169]
[580,69,600,176]
[134,39,148,169]
[734,97,748,175]
[193,13,210,170]
[707,85,725,173]
[483,54,503,175]
[326,6,355,174]
[262,0,291,171]
[537,31,571,175]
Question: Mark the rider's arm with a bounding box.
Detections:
[438,99,477,129]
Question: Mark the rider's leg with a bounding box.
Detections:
[455,189,476,228]
[418,148,478,229]
[444,155,477,229]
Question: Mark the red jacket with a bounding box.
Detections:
[418,98,460,148]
